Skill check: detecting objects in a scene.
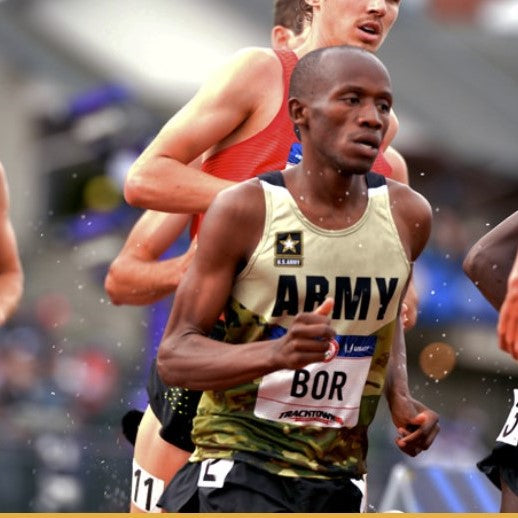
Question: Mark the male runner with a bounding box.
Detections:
[113,0,436,512]
[156,45,434,512]
[123,0,406,214]
[463,211,518,512]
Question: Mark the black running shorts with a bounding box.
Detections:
[158,458,364,513]
[146,358,201,452]
[144,318,226,451]
[478,442,518,495]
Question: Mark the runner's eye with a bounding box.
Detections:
[377,101,391,114]
[342,95,360,106]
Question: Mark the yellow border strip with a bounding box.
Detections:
[0,514,502,517]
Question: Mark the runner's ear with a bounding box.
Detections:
[288,98,307,128]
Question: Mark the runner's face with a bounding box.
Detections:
[306,51,392,173]
[314,0,401,51]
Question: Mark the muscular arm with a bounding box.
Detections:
[383,145,420,330]
[105,211,195,305]
[156,182,334,390]
[384,302,440,455]
[463,211,518,311]
[390,181,432,265]
[463,210,518,358]
[124,48,282,213]
[0,164,23,324]
[384,182,438,455]
[498,250,518,359]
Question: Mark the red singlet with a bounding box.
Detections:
[190,49,392,237]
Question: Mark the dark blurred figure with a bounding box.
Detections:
[464,211,518,512]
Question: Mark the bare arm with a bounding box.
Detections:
[389,181,433,263]
[388,181,432,330]
[0,163,23,324]
[384,183,438,455]
[105,210,195,305]
[124,48,281,213]
[498,249,518,359]
[385,306,440,456]
[383,145,420,331]
[156,182,335,390]
[463,211,518,310]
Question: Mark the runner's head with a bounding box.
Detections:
[272,0,310,49]
[300,0,401,52]
[289,45,392,174]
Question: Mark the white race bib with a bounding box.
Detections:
[131,459,165,513]
[254,335,376,428]
[497,388,518,447]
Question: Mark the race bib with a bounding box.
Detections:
[497,388,518,447]
[197,459,234,488]
[131,459,165,513]
[254,335,376,428]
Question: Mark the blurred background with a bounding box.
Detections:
[0,0,517,512]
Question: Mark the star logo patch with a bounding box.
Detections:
[275,231,303,267]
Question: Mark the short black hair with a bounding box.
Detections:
[289,47,324,100]
[273,0,305,34]
[289,45,375,100]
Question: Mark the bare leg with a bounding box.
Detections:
[130,405,191,513]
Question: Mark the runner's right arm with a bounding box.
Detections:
[105,211,195,305]
[156,182,334,390]
[124,48,282,214]
[463,211,518,310]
